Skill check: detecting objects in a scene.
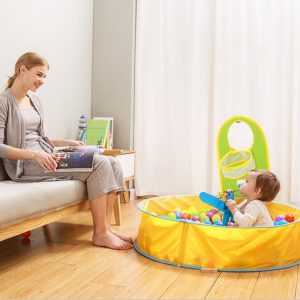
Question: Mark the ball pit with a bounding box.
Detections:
[134,195,300,272]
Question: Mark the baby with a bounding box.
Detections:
[225,170,280,227]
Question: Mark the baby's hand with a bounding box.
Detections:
[225,200,237,209]
[224,189,234,199]
[225,200,239,215]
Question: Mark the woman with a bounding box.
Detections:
[0,52,133,250]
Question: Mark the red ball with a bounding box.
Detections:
[285,214,295,223]
[22,231,31,239]
[180,213,190,220]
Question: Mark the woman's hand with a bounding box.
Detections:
[68,140,85,146]
[52,139,85,147]
[33,152,59,172]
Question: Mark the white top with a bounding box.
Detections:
[234,199,273,227]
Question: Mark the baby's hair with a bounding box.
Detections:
[7,52,49,88]
[252,170,280,201]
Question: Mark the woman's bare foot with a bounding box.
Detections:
[92,231,133,250]
[109,227,133,244]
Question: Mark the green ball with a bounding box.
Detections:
[167,212,177,219]
[200,213,207,219]
[191,211,200,217]
[201,216,210,222]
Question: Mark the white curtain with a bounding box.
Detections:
[134,0,300,204]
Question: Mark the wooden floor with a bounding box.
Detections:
[1,199,300,299]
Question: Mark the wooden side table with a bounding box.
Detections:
[103,149,135,225]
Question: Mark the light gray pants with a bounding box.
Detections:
[23,154,125,200]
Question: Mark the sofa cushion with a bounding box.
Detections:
[0,159,9,181]
[0,180,87,227]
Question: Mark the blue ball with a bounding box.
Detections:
[175,212,182,219]
[204,220,212,225]
[214,220,223,226]
[275,220,288,226]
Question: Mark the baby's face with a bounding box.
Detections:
[239,171,259,198]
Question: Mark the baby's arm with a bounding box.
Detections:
[232,202,259,227]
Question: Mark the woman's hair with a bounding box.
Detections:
[254,170,280,201]
[7,52,49,88]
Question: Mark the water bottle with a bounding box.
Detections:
[78,115,87,143]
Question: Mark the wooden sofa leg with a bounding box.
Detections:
[114,195,121,225]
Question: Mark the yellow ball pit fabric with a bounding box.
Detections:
[135,196,300,271]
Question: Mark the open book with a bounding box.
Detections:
[53,145,104,172]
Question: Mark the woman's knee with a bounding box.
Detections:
[106,156,122,172]
[93,155,112,170]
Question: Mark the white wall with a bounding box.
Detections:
[92,0,136,149]
[0,0,93,140]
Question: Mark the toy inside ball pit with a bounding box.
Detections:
[134,195,300,272]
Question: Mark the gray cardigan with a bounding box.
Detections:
[0,88,56,182]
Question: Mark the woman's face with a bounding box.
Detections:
[21,65,48,92]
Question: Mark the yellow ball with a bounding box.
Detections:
[188,206,197,214]
[212,214,222,222]
[200,213,207,219]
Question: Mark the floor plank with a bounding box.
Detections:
[114,263,184,300]
[160,269,220,299]
[206,272,259,300]
[93,250,153,286]
[67,282,125,299]
[250,267,298,299]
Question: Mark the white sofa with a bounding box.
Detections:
[0,160,121,241]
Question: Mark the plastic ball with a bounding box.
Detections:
[191,216,200,222]
[212,214,222,223]
[214,220,223,226]
[285,214,295,223]
[191,211,200,217]
[204,219,212,225]
[210,209,218,215]
[175,211,182,219]
[22,231,31,239]
[201,216,210,222]
[200,213,207,219]
[274,219,288,226]
[167,212,176,219]
[180,213,190,220]
[188,206,197,214]
[275,215,285,222]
